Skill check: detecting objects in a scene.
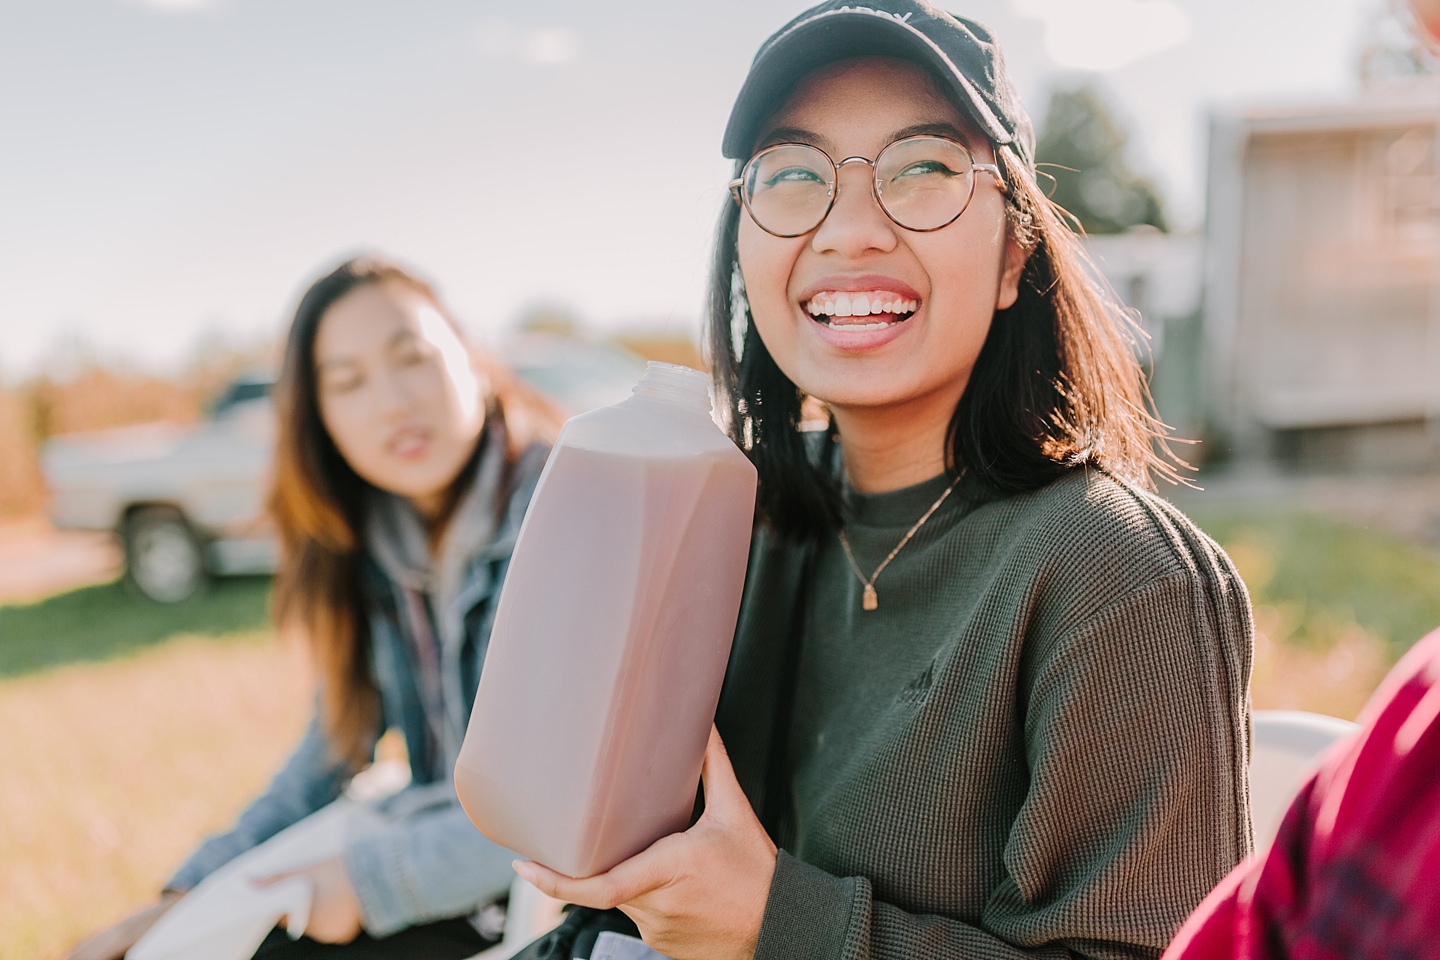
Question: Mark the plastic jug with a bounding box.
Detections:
[455,362,758,878]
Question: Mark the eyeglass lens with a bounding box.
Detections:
[740,136,979,237]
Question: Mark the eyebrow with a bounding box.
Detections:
[386,328,420,349]
[755,121,980,155]
[756,126,829,151]
[890,122,977,147]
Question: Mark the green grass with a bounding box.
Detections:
[1189,511,1440,655]
[0,576,273,678]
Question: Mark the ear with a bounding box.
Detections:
[995,235,1028,311]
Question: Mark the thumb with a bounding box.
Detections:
[250,870,296,888]
[699,726,749,817]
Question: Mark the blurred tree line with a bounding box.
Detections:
[0,339,270,518]
[1035,84,1168,235]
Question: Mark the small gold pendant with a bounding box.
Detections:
[862,584,878,611]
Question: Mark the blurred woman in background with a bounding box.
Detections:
[69,256,560,959]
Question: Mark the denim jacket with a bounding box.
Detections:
[167,428,549,937]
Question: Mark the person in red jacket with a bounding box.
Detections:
[1163,625,1440,960]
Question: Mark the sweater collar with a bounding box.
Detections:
[842,470,960,528]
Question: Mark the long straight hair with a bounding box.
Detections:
[268,256,561,767]
[708,134,1183,541]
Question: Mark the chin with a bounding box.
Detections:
[366,464,447,501]
[789,357,910,407]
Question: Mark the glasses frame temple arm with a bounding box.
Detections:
[973,163,1008,194]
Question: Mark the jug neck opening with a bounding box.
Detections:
[631,362,712,414]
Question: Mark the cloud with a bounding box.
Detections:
[1012,0,1191,72]
[478,21,581,67]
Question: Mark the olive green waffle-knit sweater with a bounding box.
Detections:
[715,467,1253,960]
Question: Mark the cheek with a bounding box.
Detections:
[406,364,480,441]
[918,217,1007,321]
[319,393,384,474]
[736,221,803,343]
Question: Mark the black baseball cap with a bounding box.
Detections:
[721,0,1035,170]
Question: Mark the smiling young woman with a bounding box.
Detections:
[510,3,1253,960]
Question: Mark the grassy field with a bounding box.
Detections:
[2,508,1438,959]
[0,580,309,960]
[0,576,273,678]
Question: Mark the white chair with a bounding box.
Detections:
[1249,709,1358,849]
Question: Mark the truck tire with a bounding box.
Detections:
[124,506,206,603]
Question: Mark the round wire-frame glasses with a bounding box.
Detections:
[729,135,1008,239]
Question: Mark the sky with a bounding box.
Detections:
[0,0,1388,379]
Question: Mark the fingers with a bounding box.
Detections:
[250,869,295,888]
[513,845,674,912]
[514,860,624,909]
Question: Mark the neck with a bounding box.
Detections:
[408,490,446,524]
[831,386,959,494]
[408,423,488,549]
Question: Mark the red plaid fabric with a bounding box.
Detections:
[1165,627,1440,960]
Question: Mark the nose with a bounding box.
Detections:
[810,161,898,259]
[371,365,415,420]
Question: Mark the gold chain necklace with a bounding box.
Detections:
[837,471,963,612]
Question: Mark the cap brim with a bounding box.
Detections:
[721,11,1012,159]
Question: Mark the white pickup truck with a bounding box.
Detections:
[43,376,280,603]
[42,337,649,603]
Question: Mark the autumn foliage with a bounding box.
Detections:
[0,365,236,519]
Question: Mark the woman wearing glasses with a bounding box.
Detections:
[514,3,1253,960]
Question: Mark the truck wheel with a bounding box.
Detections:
[124,506,206,603]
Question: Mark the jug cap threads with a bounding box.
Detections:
[632,362,712,414]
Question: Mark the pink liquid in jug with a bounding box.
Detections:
[455,362,757,878]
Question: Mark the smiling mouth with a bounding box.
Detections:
[388,425,431,458]
[802,290,919,331]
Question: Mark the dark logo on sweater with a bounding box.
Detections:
[897,660,935,705]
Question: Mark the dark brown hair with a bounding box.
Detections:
[269,256,562,767]
[708,104,1182,541]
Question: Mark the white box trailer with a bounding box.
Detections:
[1204,83,1440,467]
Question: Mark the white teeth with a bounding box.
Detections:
[804,293,919,319]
